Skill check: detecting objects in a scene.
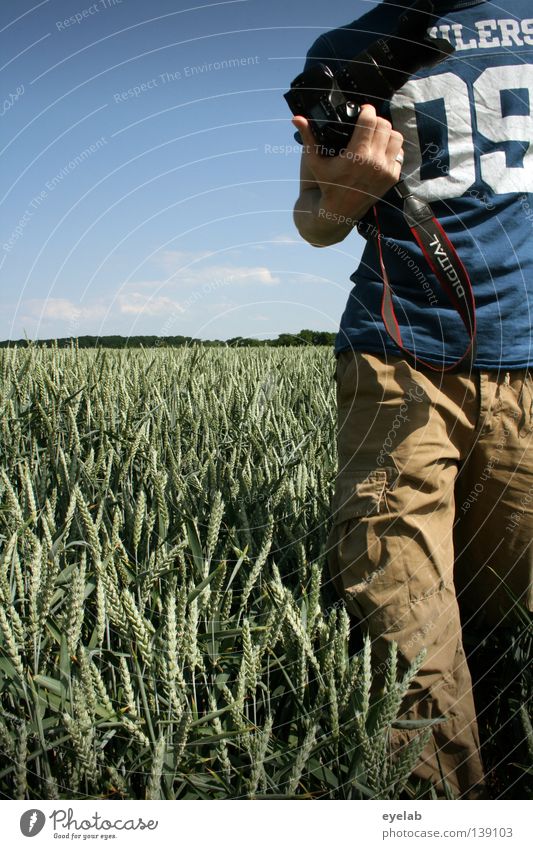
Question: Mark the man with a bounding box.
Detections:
[291,0,533,799]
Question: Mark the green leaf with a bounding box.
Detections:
[185,518,204,576]
[187,562,226,604]
[32,674,66,699]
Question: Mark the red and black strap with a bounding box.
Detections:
[370,181,477,372]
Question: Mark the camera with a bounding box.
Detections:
[284,0,454,155]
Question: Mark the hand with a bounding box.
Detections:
[292,105,404,220]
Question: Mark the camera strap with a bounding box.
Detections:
[368,182,477,371]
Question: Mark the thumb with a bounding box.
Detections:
[292,116,320,159]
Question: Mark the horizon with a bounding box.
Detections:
[0,328,337,347]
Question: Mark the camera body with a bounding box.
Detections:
[284,0,454,155]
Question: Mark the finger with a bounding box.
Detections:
[345,103,378,153]
[371,117,394,157]
[291,116,323,163]
[386,130,404,172]
[386,130,403,156]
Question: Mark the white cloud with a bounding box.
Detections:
[118,292,184,316]
[208,266,279,286]
[18,257,280,338]
[27,298,106,321]
[156,249,214,273]
[170,264,279,288]
[270,234,298,244]
[152,251,280,287]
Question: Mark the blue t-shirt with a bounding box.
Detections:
[298,0,533,369]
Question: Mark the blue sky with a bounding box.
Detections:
[1,0,380,341]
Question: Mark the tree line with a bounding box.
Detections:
[0,330,336,349]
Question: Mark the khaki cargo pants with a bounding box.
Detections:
[327,350,533,799]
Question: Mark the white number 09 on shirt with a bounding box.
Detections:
[390,64,533,200]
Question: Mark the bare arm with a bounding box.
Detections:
[292,106,404,248]
[293,155,364,247]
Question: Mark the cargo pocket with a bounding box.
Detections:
[328,468,411,634]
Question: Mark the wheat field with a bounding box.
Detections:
[0,343,530,800]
